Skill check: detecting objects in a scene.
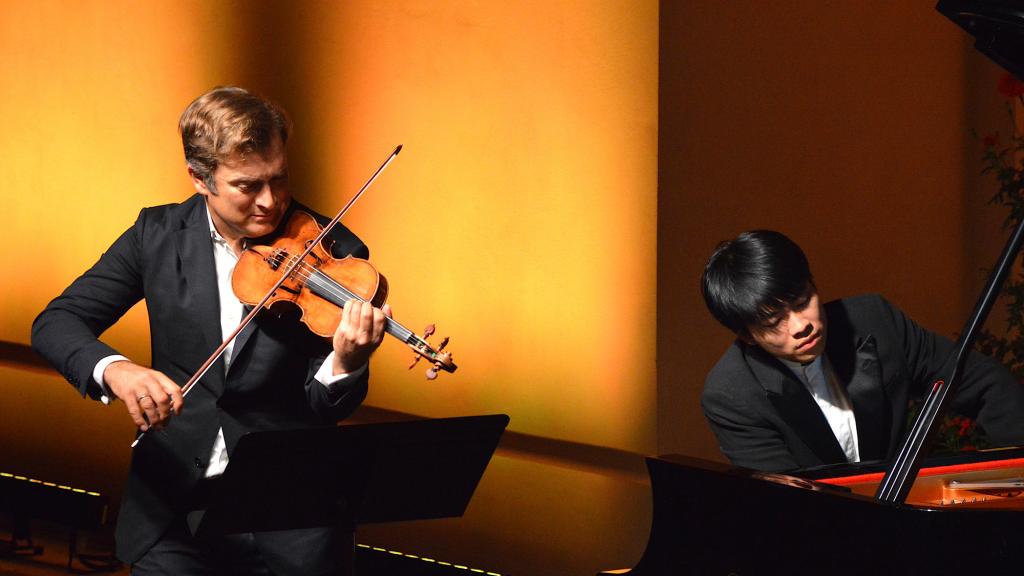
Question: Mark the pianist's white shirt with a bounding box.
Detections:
[780,355,861,463]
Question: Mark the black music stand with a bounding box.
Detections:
[186,414,509,573]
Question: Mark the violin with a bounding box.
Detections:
[231,209,457,379]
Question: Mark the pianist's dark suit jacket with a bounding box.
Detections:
[701,294,1024,473]
[31,193,369,565]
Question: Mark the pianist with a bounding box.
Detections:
[699,230,1024,472]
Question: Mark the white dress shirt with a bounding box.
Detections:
[781,356,861,463]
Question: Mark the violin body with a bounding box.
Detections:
[232,210,388,337]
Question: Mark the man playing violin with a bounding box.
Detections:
[700,230,1024,473]
[32,86,389,575]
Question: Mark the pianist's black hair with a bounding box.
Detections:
[701,230,814,336]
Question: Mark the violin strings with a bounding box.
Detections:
[263,251,419,344]
[305,266,418,343]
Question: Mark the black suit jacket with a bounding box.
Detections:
[701,294,1024,473]
[31,194,370,563]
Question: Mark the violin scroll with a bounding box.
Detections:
[408,324,456,380]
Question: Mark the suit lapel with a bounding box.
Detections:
[822,298,892,461]
[175,198,227,396]
[228,306,258,376]
[747,347,847,464]
[833,335,889,461]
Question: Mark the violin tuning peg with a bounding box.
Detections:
[423,324,436,338]
[426,367,438,380]
[408,356,421,369]
[437,336,450,351]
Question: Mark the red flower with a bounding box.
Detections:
[958,418,973,436]
[983,133,1000,148]
[998,73,1024,98]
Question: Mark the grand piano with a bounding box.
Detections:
[616,449,1024,575]
[609,2,1024,574]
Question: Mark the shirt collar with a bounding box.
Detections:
[779,355,823,382]
[204,203,246,250]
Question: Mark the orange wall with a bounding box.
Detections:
[2,1,202,349]
[295,1,658,452]
[2,0,657,454]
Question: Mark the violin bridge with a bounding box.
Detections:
[266,248,287,270]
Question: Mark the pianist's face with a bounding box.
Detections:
[745,288,827,364]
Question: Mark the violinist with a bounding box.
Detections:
[700,230,1024,473]
[31,86,389,575]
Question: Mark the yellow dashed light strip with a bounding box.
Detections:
[1,471,102,497]
[356,543,502,576]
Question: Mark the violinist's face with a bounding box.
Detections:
[190,134,291,251]
[744,288,827,364]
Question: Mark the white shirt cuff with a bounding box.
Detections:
[93,355,130,405]
[315,351,367,391]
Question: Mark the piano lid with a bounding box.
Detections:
[938,0,1024,81]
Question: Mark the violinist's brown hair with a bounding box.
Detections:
[179,86,291,191]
